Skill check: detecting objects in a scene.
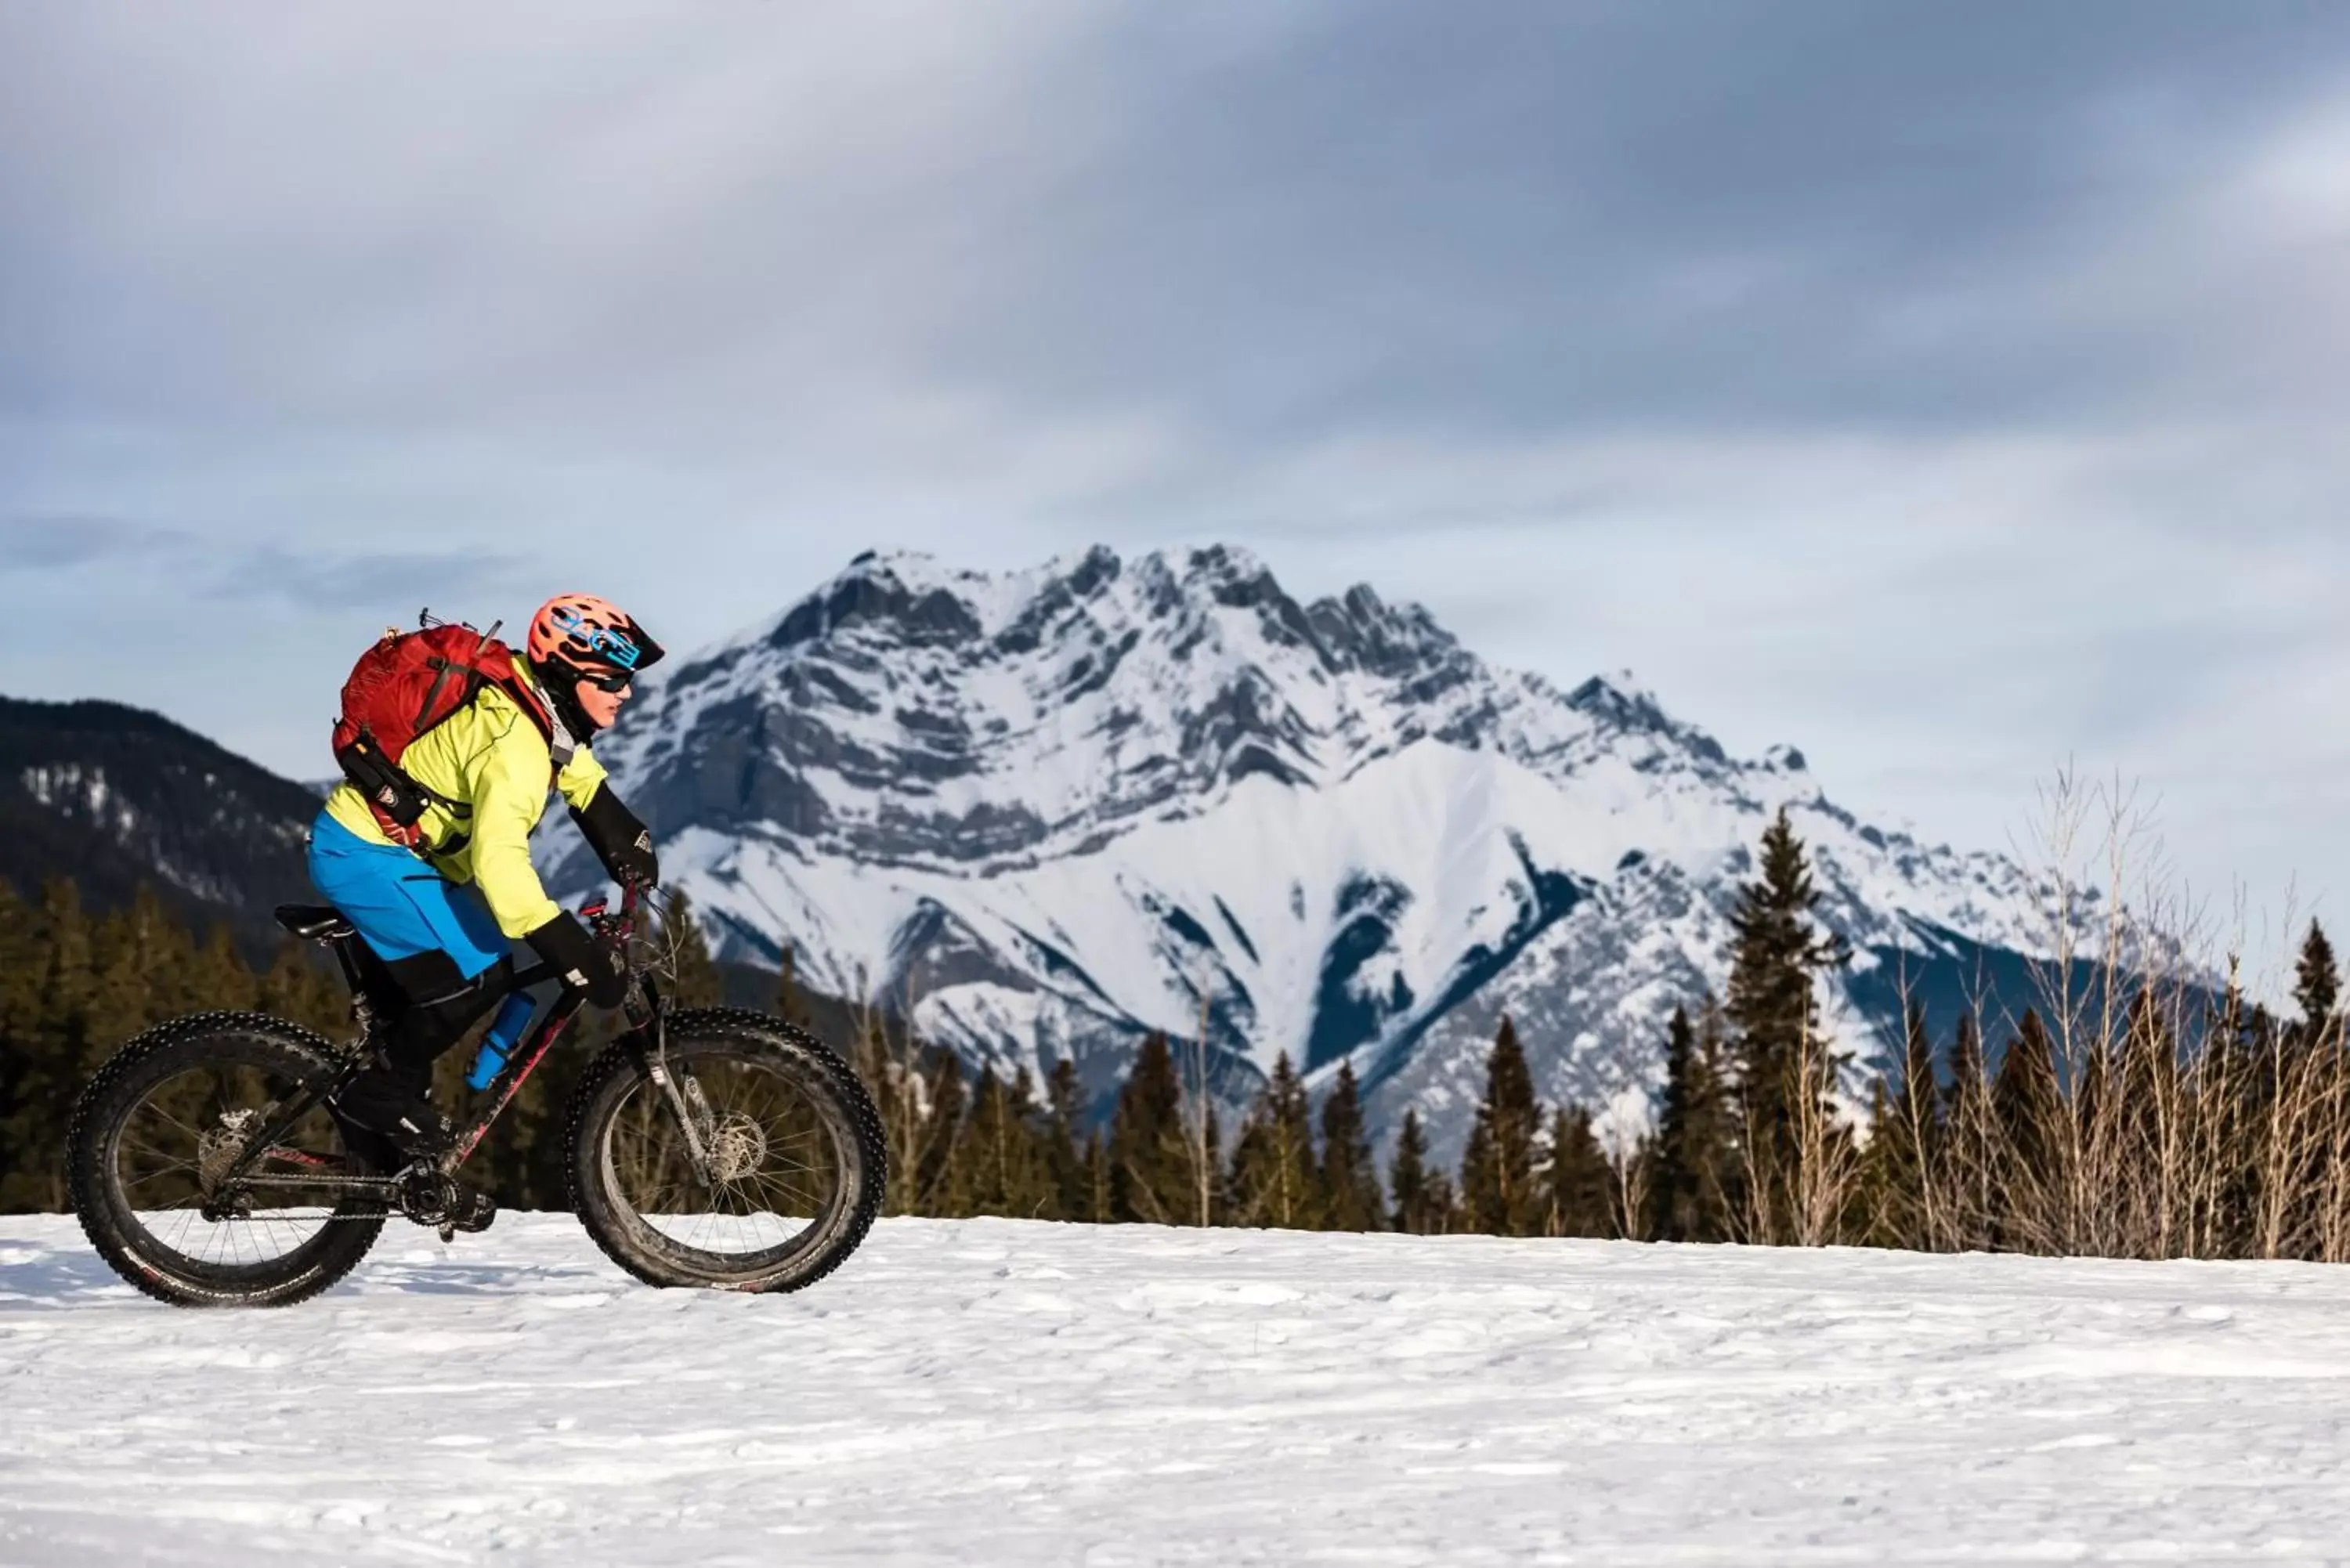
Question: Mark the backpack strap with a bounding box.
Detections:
[391,692,562,862]
[494,672,572,771]
[547,712,579,775]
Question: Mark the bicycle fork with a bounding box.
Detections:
[634,1003,720,1189]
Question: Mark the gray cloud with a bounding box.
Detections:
[13,2,2338,455]
[922,4,2350,440]
[5,513,526,609]
[6,515,166,569]
[5,1,2350,963]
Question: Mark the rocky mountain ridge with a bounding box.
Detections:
[552,544,2081,1159]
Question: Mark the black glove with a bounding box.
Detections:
[526,910,628,1010]
[573,785,659,890]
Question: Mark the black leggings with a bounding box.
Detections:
[368,950,517,1087]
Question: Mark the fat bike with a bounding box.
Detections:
[67,883,885,1307]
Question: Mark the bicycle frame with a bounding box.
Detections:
[441,982,589,1169]
[211,883,667,1206]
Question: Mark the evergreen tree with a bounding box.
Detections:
[2200,981,2265,1257]
[1866,1003,1941,1249]
[0,880,40,1189]
[1421,1167,1462,1234]
[2,880,99,1212]
[184,924,255,1013]
[2288,923,2346,1259]
[2294,921,2341,1052]
[1388,1107,1440,1234]
[1108,1033,1189,1223]
[1043,1056,1091,1221]
[1990,1008,2064,1250]
[1318,1060,1383,1231]
[84,891,168,1048]
[1644,1003,1736,1242]
[2236,996,2296,1259]
[1542,1103,1613,1237]
[257,940,350,1039]
[1853,1075,1896,1245]
[1723,811,1850,1245]
[1086,1127,1112,1225]
[0,877,308,1212]
[1227,1053,1318,1228]
[1005,1065,1058,1219]
[774,941,812,1027]
[1460,1016,1544,1236]
[959,1065,1056,1219]
[1938,1011,1995,1251]
[0,880,39,1046]
[0,880,58,1213]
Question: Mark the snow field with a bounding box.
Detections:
[5,1214,2350,1565]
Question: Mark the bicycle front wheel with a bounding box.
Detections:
[564,1010,884,1293]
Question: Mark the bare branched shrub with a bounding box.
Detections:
[1605,1118,1652,1243]
[1183,986,1217,1229]
[1873,768,2349,1264]
[1789,1006,1861,1247]
[848,964,959,1216]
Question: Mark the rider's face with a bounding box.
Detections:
[576,677,631,730]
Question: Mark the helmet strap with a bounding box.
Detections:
[533,658,603,740]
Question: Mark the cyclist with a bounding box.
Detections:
[306,594,665,1205]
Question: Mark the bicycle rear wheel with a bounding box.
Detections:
[68,1013,386,1308]
[566,1010,884,1292]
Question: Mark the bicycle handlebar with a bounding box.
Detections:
[593,877,653,968]
[510,879,657,999]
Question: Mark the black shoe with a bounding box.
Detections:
[327,1071,455,1162]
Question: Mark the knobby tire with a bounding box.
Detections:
[565,1010,885,1293]
[68,1013,387,1309]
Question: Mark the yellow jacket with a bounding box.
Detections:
[324,664,609,938]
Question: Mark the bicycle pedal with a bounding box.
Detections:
[438,1223,456,1244]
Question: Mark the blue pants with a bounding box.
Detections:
[307,809,510,982]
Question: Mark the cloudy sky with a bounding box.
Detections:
[8,2,2350,968]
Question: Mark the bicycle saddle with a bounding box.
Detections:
[273,904,356,942]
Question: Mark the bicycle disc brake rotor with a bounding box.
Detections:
[705,1111,768,1183]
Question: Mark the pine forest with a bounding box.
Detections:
[7,811,2350,1264]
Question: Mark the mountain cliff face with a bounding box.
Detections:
[0,695,320,949]
[553,545,2079,1159]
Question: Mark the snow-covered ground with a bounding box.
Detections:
[5,1216,2350,1566]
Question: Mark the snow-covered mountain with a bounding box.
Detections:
[2,694,320,956]
[555,544,2081,1159]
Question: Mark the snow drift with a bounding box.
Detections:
[5,1214,2347,1566]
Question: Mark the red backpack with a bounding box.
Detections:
[332,614,558,847]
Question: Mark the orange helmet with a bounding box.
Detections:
[528,594,664,692]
